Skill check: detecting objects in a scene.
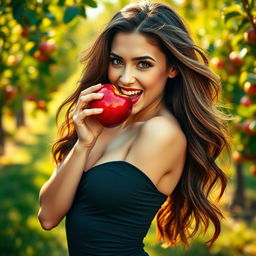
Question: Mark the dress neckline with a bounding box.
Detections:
[83,160,168,198]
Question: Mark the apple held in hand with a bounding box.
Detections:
[88,84,133,127]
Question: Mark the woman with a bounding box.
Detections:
[38,1,232,255]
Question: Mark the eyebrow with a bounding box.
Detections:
[110,52,156,62]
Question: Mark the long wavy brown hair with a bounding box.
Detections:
[52,0,232,249]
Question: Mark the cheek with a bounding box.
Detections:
[108,66,119,82]
[142,70,167,90]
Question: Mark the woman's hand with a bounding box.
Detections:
[72,83,105,148]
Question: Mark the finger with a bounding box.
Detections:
[78,93,104,110]
[79,108,103,118]
[73,107,103,123]
[79,83,103,97]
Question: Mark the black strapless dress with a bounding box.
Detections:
[65,161,168,256]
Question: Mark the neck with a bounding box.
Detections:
[119,97,164,129]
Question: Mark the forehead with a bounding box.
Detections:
[110,32,165,60]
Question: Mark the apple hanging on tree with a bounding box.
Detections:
[88,84,137,127]
[244,27,256,44]
[240,95,253,107]
[244,82,256,97]
[39,41,57,54]
[229,51,244,67]
[211,57,226,69]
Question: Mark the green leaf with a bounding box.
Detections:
[250,0,255,9]
[82,0,97,8]
[26,10,38,25]
[237,17,250,32]
[46,12,56,21]
[28,30,41,42]
[223,4,243,15]
[0,30,6,40]
[29,45,39,56]
[12,2,25,25]
[247,74,256,84]
[224,11,242,23]
[0,6,6,13]
[63,6,79,23]
[57,0,66,6]
[78,6,87,18]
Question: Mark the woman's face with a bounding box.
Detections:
[108,32,177,116]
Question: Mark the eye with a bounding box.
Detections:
[109,57,123,66]
[138,61,153,69]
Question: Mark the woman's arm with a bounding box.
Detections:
[38,141,92,230]
[38,83,105,230]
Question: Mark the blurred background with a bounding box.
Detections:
[0,0,255,255]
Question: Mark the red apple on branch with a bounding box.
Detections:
[36,100,47,110]
[5,85,17,101]
[240,95,253,107]
[211,57,226,69]
[33,50,50,63]
[244,82,256,97]
[233,151,244,163]
[21,27,31,38]
[249,120,256,134]
[250,165,256,176]
[244,27,256,44]
[229,51,244,67]
[39,41,57,54]
[88,84,133,127]
[242,120,256,135]
[233,120,243,131]
[26,93,37,102]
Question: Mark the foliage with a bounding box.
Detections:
[208,0,256,171]
[0,0,97,120]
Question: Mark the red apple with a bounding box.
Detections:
[233,120,243,130]
[226,64,237,74]
[39,41,57,54]
[249,120,256,134]
[26,93,37,101]
[33,50,50,63]
[21,27,31,38]
[229,51,244,67]
[88,84,133,127]
[244,27,256,44]
[244,82,256,97]
[36,100,47,110]
[233,151,243,163]
[242,120,256,135]
[211,57,226,69]
[5,85,17,101]
[240,95,253,107]
[242,120,252,134]
[250,165,256,176]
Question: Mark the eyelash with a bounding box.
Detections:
[109,57,153,69]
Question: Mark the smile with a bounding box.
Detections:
[120,88,142,95]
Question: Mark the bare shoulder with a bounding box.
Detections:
[141,115,187,148]
[126,115,187,180]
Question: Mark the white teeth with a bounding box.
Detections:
[120,88,142,96]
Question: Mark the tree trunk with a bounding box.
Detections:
[0,104,5,155]
[231,163,245,209]
[15,98,25,128]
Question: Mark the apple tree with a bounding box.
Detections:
[0,0,97,155]
[208,0,256,213]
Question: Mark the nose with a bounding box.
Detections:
[119,66,136,85]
